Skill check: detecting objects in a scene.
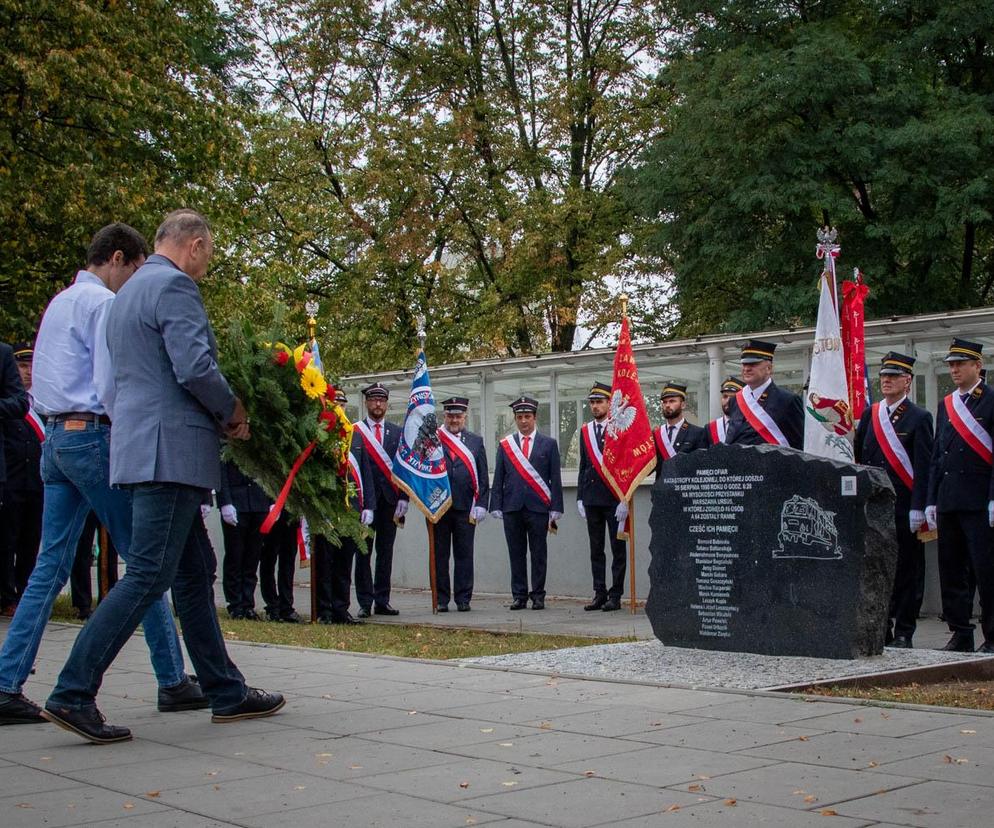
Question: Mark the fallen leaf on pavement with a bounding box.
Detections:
[123,803,135,810]
[459,782,470,789]
[804,795,818,803]
[145,791,161,798]
[687,784,704,792]
[480,728,494,733]
[819,809,838,816]
[664,804,681,812]
[724,799,737,806]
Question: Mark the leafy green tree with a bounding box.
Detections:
[0,0,247,339]
[230,0,668,370]
[628,0,994,337]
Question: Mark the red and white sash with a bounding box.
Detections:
[736,388,789,447]
[501,434,551,506]
[870,402,914,490]
[653,423,678,460]
[707,417,726,445]
[25,409,45,442]
[438,428,479,506]
[354,420,398,491]
[581,421,614,490]
[347,451,364,510]
[945,392,993,466]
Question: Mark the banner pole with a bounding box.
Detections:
[98,525,111,601]
[427,518,438,613]
[628,498,637,614]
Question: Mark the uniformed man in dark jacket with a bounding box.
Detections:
[653,382,708,465]
[925,339,994,653]
[854,352,933,648]
[577,382,627,612]
[1,343,42,616]
[435,396,489,612]
[706,376,745,446]
[489,396,564,610]
[314,389,376,625]
[725,340,804,449]
[217,460,272,620]
[0,340,29,515]
[352,383,409,617]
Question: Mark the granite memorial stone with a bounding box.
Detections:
[647,443,896,659]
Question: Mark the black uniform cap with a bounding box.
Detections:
[944,338,983,363]
[879,352,916,375]
[510,395,538,414]
[740,339,777,364]
[587,382,611,400]
[12,342,33,361]
[442,396,469,412]
[361,382,389,399]
[720,376,745,393]
[660,382,687,400]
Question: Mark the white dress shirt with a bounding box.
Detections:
[31,270,116,417]
[748,377,773,401]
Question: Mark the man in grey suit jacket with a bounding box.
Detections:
[44,210,284,744]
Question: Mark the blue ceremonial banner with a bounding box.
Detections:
[392,350,452,523]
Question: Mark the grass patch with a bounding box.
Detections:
[803,680,994,712]
[48,594,632,660]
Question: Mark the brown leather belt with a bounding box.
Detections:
[51,412,112,426]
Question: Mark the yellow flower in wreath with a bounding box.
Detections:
[300,365,327,399]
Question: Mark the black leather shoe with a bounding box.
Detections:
[584,596,607,611]
[942,633,975,652]
[282,611,302,623]
[456,603,471,612]
[211,688,285,723]
[374,603,400,616]
[0,691,45,724]
[42,704,131,744]
[977,641,994,654]
[601,597,621,612]
[158,675,209,712]
[357,607,371,619]
[436,605,448,612]
[890,636,913,649]
[531,598,545,610]
[509,598,527,610]
[265,610,283,622]
[327,613,363,626]
[243,609,261,621]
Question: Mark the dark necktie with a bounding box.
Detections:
[667,425,675,444]
[595,423,603,445]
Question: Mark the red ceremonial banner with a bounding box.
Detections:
[602,316,657,501]
[841,275,870,421]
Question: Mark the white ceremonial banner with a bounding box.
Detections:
[804,238,854,461]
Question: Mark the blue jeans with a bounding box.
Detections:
[0,421,186,694]
[48,482,247,712]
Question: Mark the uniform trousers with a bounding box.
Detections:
[220,511,266,616]
[434,508,475,607]
[937,509,994,643]
[0,492,42,610]
[585,504,626,600]
[889,516,925,639]
[259,515,297,619]
[314,533,359,620]
[355,505,397,609]
[503,509,548,601]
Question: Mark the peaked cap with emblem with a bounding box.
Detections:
[587,381,611,400]
[740,339,777,364]
[334,388,348,404]
[944,338,983,363]
[441,396,469,412]
[510,395,538,414]
[361,382,389,399]
[12,342,33,362]
[660,382,687,400]
[879,352,916,376]
[721,376,745,393]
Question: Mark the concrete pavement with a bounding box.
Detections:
[3,618,993,827]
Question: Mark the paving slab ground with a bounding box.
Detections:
[4,619,994,828]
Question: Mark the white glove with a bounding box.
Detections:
[220,505,238,526]
[199,504,211,521]
[360,509,374,526]
[577,500,586,520]
[394,499,409,519]
[989,501,994,528]
[909,510,925,533]
[471,506,488,523]
[924,505,937,532]
[549,511,563,523]
[615,501,629,524]
[491,510,503,520]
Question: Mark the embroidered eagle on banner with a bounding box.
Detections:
[606,390,637,438]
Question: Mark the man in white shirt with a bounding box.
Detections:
[0,224,204,727]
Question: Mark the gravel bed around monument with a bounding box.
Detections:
[460,640,987,690]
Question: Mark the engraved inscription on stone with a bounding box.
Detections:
[669,469,760,638]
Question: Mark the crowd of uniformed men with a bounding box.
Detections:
[4,305,994,666]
